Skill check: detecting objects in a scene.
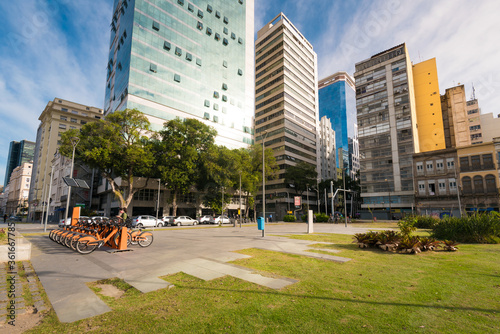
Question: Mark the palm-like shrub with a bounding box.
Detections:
[419,237,441,251]
[432,212,500,243]
[398,236,422,254]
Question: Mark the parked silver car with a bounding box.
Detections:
[131,215,162,228]
[173,216,198,226]
[162,216,175,226]
[199,215,215,224]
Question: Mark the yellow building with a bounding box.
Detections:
[412,58,446,152]
[457,142,499,212]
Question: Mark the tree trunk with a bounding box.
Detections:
[172,189,178,217]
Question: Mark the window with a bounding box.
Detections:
[59,124,67,129]
[150,63,157,73]
[175,47,182,56]
[473,175,484,193]
[60,116,67,121]
[426,161,433,171]
[460,156,470,171]
[196,58,202,66]
[215,10,221,18]
[222,95,227,102]
[446,158,455,169]
[471,155,481,169]
[204,100,210,107]
[178,0,184,5]
[449,179,457,191]
[186,53,192,61]
[117,62,122,70]
[81,120,87,125]
[438,180,446,193]
[206,27,212,35]
[231,32,236,40]
[428,182,435,195]
[215,33,220,41]
[204,112,210,120]
[188,3,194,12]
[152,21,160,31]
[174,74,181,82]
[436,160,444,170]
[222,83,227,90]
[70,118,77,123]
[213,103,219,111]
[213,91,219,98]
[239,0,243,4]
[223,60,227,68]
[416,162,423,174]
[223,16,229,24]
[470,125,481,131]
[198,10,203,18]
[197,21,203,30]
[483,154,494,169]
[61,107,68,112]
[485,174,497,193]
[222,107,227,114]
[206,4,212,13]
[213,115,218,123]
[223,38,228,46]
[237,68,243,76]
[223,27,228,35]
[462,176,472,194]
[164,41,171,50]
[238,37,243,44]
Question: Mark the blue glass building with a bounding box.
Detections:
[105,0,254,148]
[318,72,358,178]
[4,140,35,187]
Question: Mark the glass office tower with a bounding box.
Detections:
[4,140,35,187]
[318,72,358,179]
[105,0,255,149]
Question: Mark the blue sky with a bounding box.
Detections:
[1,0,499,186]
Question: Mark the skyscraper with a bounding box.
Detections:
[318,72,358,178]
[254,13,319,220]
[354,43,418,216]
[4,140,35,187]
[104,0,255,149]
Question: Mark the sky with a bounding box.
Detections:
[1,0,499,186]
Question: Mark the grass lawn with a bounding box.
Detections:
[27,232,499,333]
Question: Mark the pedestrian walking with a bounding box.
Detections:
[3,214,7,223]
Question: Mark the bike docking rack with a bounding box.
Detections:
[48,207,153,254]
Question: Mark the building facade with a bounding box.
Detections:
[318,116,336,181]
[466,99,482,144]
[441,85,471,148]
[28,98,104,221]
[457,142,499,213]
[413,148,460,217]
[6,162,32,216]
[254,13,319,220]
[354,44,418,216]
[104,0,254,149]
[479,113,500,143]
[318,72,358,178]
[3,140,35,188]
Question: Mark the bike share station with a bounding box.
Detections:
[49,206,154,254]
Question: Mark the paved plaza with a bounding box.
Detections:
[12,223,379,323]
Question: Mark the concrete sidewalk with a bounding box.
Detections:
[25,223,375,323]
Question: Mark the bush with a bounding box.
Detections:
[315,213,329,222]
[413,215,439,229]
[431,212,500,243]
[283,215,296,222]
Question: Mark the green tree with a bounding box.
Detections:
[152,118,217,216]
[249,144,279,220]
[284,161,317,197]
[59,109,154,209]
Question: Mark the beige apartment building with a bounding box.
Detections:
[28,98,104,221]
[441,85,471,148]
[254,13,319,220]
[6,162,32,215]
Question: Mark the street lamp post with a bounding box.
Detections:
[44,165,54,232]
[156,179,161,229]
[239,171,242,228]
[64,137,80,225]
[343,169,347,227]
[262,131,268,237]
[306,183,309,212]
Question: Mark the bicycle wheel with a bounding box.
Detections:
[76,238,99,254]
[126,231,132,246]
[138,232,153,247]
[70,235,81,250]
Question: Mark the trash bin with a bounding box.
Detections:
[257,217,265,230]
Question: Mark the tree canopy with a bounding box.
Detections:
[284,161,318,196]
[59,108,154,209]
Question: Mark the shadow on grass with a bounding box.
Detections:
[173,283,499,314]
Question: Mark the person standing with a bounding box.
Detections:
[3,214,7,223]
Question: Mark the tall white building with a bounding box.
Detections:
[318,116,336,181]
[254,13,319,220]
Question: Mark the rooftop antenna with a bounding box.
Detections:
[418,51,422,62]
[471,82,476,100]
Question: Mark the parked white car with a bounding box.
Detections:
[131,215,162,228]
[173,216,198,226]
[199,215,215,224]
[214,215,230,225]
